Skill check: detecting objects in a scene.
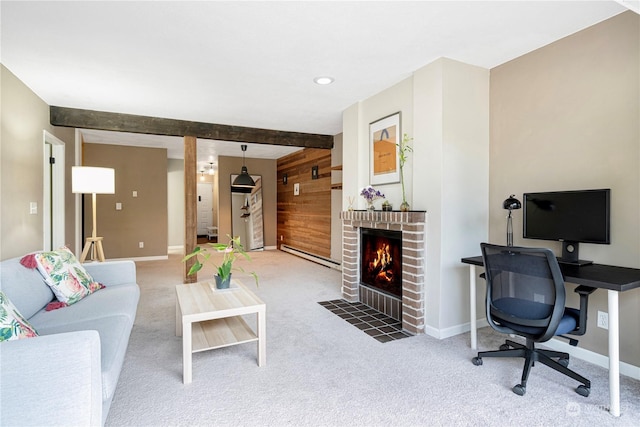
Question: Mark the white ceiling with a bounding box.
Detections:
[78,128,303,167]
[1,1,630,170]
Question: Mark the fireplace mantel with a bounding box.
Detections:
[341,210,426,334]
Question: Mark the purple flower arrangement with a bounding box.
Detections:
[360,186,385,203]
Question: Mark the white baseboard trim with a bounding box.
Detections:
[544,337,640,381]
[426,319,640,381]
[107,255,169,262]
[424,319,489,339]
[280,245,342,271]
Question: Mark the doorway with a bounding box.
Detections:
[231,175,264,251]
[197,183,213,237]
[43,130,65,251]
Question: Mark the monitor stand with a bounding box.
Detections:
[558,241,593,266]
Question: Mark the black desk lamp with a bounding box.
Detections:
[503,194,521,247]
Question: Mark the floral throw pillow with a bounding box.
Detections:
[0,291,38,341]
[34,246,104,305]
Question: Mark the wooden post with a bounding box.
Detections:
[184,136,198,283]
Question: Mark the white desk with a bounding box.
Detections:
[462,256,640,417]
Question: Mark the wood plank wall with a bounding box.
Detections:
[277,148,332,258]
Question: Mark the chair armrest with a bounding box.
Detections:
[0,331,102,426]
[84,260,137,287]
[572,285,597,336]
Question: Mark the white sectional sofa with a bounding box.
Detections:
[0,256,140,426]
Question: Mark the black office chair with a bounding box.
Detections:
[472,243,595,397]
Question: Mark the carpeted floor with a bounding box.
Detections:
[105,250,640,426]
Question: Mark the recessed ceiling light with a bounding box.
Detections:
[314,76,335,85]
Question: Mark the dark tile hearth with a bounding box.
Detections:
[318,299,411,343]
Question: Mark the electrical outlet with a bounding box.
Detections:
[139,242,144,249]
[597,310,608,329]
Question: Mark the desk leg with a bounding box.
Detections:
[183,319,192,384]
[608,290,620,417]
[257,307,266,367]
[469,265,477,350]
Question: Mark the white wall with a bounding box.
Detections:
[331,133,344,261]
[414,58,489,335]
[342,58,490,337]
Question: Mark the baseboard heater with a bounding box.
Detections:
[280,245,342,271]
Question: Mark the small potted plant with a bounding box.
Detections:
[183,235,258,289]
[397,133,413,211]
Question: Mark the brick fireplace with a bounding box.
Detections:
[340,210,426,335]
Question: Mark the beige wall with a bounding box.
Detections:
[490,11,639,365]
[167,158,185,247]
[82,144,168,258]
[217,156,277,248]
[1,65,77,260]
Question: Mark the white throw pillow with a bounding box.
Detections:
[0,290,38,341]
[34,246,104,305]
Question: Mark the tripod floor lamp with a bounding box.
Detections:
[72,166,115,263]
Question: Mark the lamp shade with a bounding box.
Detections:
[232,166,256,187]
[72,166,115,194]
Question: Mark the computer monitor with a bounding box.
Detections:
[523,189,610,266]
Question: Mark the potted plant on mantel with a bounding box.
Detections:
[183,235,258,289]
[398,133,413,212]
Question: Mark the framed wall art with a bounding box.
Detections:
[370,112,401,185]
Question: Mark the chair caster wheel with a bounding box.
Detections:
[558,358,569,368]
[576,385,590,397]
[499,344,510,351]
[472,357,483,366]
[512,384,526,396]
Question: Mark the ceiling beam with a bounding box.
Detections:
[50,106,334,149]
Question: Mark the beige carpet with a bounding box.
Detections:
[105,250,640,426]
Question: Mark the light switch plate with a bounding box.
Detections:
[294,183,300,196]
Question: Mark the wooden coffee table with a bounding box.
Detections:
[175,278,266,384]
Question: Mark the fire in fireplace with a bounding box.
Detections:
[360,228,402,298]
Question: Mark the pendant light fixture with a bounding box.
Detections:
[232,144,256,188]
